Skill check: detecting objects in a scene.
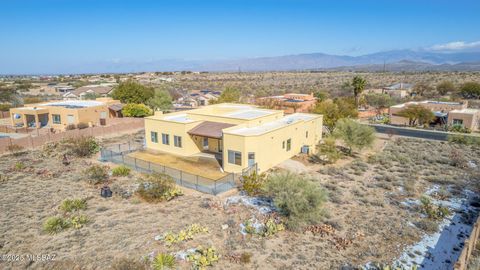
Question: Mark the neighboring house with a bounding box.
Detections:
[256,93,317,113]
[145,103,323,173]
[389,100,480,131]
[63,84,115,100]
[447,109,480,131]
[10,98,122,130]
[383,83,413,98]
[174,90,221,109]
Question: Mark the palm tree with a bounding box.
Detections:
[352,76,367,108]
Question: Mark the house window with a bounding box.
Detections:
[228,150,242,166]
[162,133,170,145]
[282,141,285,149]
[151,132,158,143]
[286,139,291,151]
[306,131,309,138]
[52,114,61,124]
[453,119,463,126]
[174,136,182,147]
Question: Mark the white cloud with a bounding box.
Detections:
[429,41,480,51]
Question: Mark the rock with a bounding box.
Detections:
[221,224,229,230]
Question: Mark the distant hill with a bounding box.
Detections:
[19,49,480,75]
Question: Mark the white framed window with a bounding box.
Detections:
[174,136,182,147]
[453,119,463,126]
[151,131,158,143]
[52,114,61,124]
[228,150,242,166]
[162,133,170,145]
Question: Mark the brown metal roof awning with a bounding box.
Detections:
[187,121,236,139]
[108,104,124,112]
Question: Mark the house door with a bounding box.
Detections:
[248,152,255,167]
[67,115,75,124]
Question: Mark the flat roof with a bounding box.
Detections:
[40,100,105,108]
[450,108,480,114]
[226,113,318,136]
[224,109,274,119]
[162,114,196,123]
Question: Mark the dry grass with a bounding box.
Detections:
[0,134,479,269]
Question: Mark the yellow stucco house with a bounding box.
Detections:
[10,98,122,130]
[144,103,323,173]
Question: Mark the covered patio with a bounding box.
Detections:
[187,121,235,155]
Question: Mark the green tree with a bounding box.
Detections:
[364,93,393,116]
[413,82,435,97]
[312,98,358,131]
[333,118,375,155]
[210,87,241,104]
[460,82,480,99]
[436,81,456,95]
[316,136,341,164]
[0,84,17,103]
[313,90,329,102]
[111,80,154,104]
[397,104,435,126]
[122,103,153,117]
[351,76,367,107]
[262,172,327,230]
[147,89,172,111]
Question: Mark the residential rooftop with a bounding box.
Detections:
[225,113,318,136]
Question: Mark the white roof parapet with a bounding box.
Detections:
[226,113,318,136]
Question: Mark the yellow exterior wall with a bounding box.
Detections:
[144,118,203,156]
[144,103,323,174]
[222,116,322,173]
[9,99,120,130]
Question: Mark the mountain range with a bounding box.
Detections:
[95,49,480,73]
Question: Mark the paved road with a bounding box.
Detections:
[367,124,451,141]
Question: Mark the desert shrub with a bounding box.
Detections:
[152,253,176,270]
[43,216,70,234]
[7,144,25,156]
[448,134,480,146]
[420,196,450,220]
[414,219,439,234]
[243,218,285,237]
[14,161,26,171]
[68,136,100,157]
[449,149,467,168]
[69,215,89,229]
[262,172,328,230]
[241,171,267,196]
[136,173,183,202]
[112,165,131,177]
[333,118,375,155]
[65,124,77,130]
[60,198,87,212]
[84,164,109,185]
[161,224,209,246]
[239,252,252,264]
[111,258,147,270]
[316,136,342,164]
[76,122,89,129]
[122,103,153,117]
[187,246,219,270]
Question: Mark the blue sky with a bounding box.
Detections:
[1,0,479,74]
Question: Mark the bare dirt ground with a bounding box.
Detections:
[1,133,479,270]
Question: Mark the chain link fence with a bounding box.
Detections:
[100,143,255,195]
